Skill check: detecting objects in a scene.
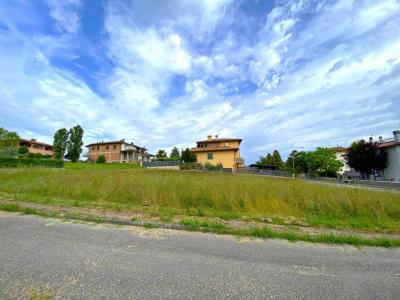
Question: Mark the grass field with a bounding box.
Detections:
[0,163,399,232]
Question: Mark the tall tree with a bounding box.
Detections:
[181,148,197,162]
[53,128,69,160]
[256,153,273,165]
[66,125,84,162]
[271,150,284,170]
[156,149,168,160]
[346,140,388,179]
[170,147,181,161]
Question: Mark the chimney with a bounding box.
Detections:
[215,134,218,139]
[30,139,36,142]
[207,135,212,140]
[369,136,373,143]
[394,130,400,143]
[379,136,383,142]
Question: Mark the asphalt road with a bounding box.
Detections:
[1,213,400,299]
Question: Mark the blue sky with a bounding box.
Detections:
[0,0,399,163]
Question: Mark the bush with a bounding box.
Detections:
[179,162,202,170]
[96,154,106,163]
[18,146,29,156]
[0,157,64,168]
[204,162,223,172]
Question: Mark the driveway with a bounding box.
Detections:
[0,212,399,299]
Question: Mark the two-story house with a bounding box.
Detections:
[86,140,152,164]
[191,135,244,172]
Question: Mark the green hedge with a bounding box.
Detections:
[0,157,64,168]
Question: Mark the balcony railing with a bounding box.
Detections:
[236,157,245,165]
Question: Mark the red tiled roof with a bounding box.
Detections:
[20,138,53,147]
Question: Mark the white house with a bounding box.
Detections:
[331,130,400,182]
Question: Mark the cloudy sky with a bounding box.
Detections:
[0,0,399,162]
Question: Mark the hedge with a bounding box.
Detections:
[0,157,64,168]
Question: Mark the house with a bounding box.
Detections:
[329,147,351,174]
[20,138,54,157]
[375,130,400,182]
[191,135,244,172]
[331,130,400,182]
[86,140,152,164]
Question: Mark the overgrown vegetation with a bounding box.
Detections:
[0,167,399,232]
[0,157,64,168]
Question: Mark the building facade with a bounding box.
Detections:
[191,135,244,172]
[86,140,152,163]
[20,139,54,157]
[329,147,351,174]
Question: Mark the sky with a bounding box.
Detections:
[0,0,399,163]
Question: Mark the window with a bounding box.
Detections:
[207,153,213,160]
[92,146,95,151]
[33,144,43,150]
[106,145,109,150]
[113,145,116,149]
[96,146,100,150]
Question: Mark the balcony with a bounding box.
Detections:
[236,157,245,165]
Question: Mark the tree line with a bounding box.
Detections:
[257,139,389,179]
[155,147,197,163]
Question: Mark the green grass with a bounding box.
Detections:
[0,167,399,231]
[1,202,399,247]
[64,162,140,170]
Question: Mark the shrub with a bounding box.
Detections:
[18,146,29,156]
[204,162,223,172]
[179,162,202,170]
[96,154,106,163]
[0,157,64,168]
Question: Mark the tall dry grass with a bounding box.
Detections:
[0,167,399,230]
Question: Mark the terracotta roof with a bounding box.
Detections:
[20,138,53,147]
[86,140,126,147]
[377,141,399,149]
[196,138,242,144]
[191,146,239,153]
[329,147,349,152]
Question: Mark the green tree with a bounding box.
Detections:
[156,149,168,160]
[306,147,343,177]
[170,147,181,161]
[53,128,69,160]
[18,146,29,156]
[66,125,84,162]
[256,153,272,165]
[346,140,388,180]
[0,127,20,157]
[285,150,299,173]
[271,150,284,170]
[96,154,106,163]
[181,148,197,162]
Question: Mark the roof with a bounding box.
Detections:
[377,141,399,149]
[191,146,239,153]
[20,138,53,147]
[86,140,126,147]
[329,147,349,152]
[196,138,242,144]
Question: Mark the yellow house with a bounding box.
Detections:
[191,135,244,171]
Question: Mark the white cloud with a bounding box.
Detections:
[46,0,82,34]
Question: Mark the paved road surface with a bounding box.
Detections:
[1,213,400,299]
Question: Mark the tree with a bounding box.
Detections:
[306,147,343,177]
[181,148,197,162]
[256,153,272,165]
[285,150,299,173]
[0,127,20,157]
[346,140,388,180]
[271,150,284,170]
[53,128,69,160]
[156,149,168,160]
[18,146,29,156]
[170,147,181,161]
[96,154,106,163]
[66,125,84,162]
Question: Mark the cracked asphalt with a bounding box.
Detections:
[1,212,400,299]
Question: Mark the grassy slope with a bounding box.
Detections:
[0,164,399,231]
